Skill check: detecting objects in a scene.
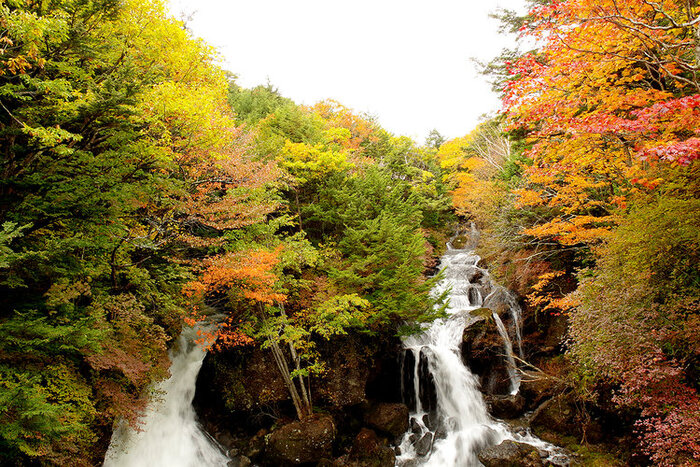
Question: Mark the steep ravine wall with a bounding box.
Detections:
[193,329,408,466]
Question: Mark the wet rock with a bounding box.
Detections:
[417,349,438,412]
[410,418,421,434]
[482,288,515,316]
[434,426,447,440]
[421,412,441,431]
[364,403,409,438]
[413,432,433,456]
[478,440,544,467]
[347,428,396,467]
[464,265,485,283]
[462,317,513,395]
[400,350,417,411]
[227,455,251,467]
[266,415,336,465]
[486,393,526,419]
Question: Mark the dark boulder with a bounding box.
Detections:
[531,395,577,441]
[265,415,336,465]
[462,315,513,395]
[531,393,603,444]
[486,393,526,419]
[478,440,544,467]
[346,428,396,467]
[197,330,404,428]
[196,347,287,415]
[413,432,433,457]
[409,417,421,434]
[519,371,563,411]
[364,403,409,438]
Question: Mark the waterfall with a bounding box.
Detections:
[103,325,229,467]
[397,230,566,466]
[491,311,520,395]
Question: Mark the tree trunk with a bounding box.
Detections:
[279,303,312,414]
[269,339,307,419]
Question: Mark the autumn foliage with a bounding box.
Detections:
[505,0,700,245]
[439,0,700,463]
[183,247,287,349]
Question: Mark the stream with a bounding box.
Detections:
[396,229,569,466]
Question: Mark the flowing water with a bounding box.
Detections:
[102,228,566,467]
[103,325,229,467]
[397,230,568,466]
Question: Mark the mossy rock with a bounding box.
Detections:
[451,235,469,249]
[478,440,543,466]
[265,415,336,465]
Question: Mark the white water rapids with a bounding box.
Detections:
[103,325,229,467]
[396,232,567,466]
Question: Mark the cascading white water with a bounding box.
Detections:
[483,285,524,361]
[103,325,229,467]
[397,230,567,466]
[491,311,520,395]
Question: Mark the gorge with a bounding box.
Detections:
[103,229,571,466]
[2,1,698,466]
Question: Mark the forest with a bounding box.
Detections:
[0,0,698,466]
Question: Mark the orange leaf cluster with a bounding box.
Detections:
[184,246,287,305]
[184,128,281,234]
[526,271,580,314]
[505,0,700,244]
[307,100,380,152]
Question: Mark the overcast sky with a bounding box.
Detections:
[168,0,525,142]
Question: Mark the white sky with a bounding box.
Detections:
[168,0,525,142]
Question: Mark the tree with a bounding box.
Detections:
[570,195,700,466]
[491,1,700,462]
[425,129,446,149]
[504,0,700,246]
[0,0,280,462]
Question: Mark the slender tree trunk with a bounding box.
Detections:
[269,339,307,419]
[696,22,700,68]
[262,303,312,419]
[110,235,128,291]
[288,340,311,411]
[279,303,311,413]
